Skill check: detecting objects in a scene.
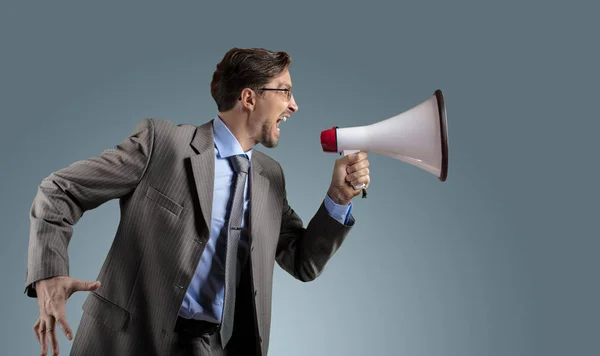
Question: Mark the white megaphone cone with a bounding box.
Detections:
[320,89,449,190]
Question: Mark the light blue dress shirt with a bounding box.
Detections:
[178,116,352,322]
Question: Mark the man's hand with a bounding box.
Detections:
[327,152,370,205]
[33,276,100,356]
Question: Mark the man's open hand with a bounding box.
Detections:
[33,276,100,356]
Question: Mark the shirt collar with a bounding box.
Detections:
[212,115,253,160]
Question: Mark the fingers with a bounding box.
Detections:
[346,158,369,173]
[340,153,370,191]
[345,166,370,184]
[34,277,87,355]
[40,320,48,356]
[46,291,73,341]
[35,315,63,355]
[34,317,53,355]
[339,152,367,165]
[350,151,367,163]
[346,166,370,181]
[349,174,370,190]
[33,318,42,345]
[69,279,101,295]
[48,321,59,356]
[330,151,371,202]
[54,307,73,340]
[346,153,369,182]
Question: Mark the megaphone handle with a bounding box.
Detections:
[341,150,367,199]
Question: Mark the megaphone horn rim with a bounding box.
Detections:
[435,89,449,182]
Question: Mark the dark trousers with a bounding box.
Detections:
[171,260,260,356]
[171,318,226,356]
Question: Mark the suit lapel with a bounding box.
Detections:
[189,120,272,252]
[190,121,215,232]
[250,156,269,246]
[249,152,270,343]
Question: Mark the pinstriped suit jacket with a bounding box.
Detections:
[25,118,354,355]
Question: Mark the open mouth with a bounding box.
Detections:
[276,116,288,131]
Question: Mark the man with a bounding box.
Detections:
[25,47,370,356]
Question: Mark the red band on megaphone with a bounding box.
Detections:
[320,127,338,152]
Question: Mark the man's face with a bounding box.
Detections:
[252,70,299,148]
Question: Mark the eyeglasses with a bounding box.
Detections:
[259,88,292,100]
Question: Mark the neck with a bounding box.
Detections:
[218,111,257,152]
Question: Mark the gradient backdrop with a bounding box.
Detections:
[1,1,598,355]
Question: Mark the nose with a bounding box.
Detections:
[288,94,299,113]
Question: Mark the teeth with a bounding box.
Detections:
[277,116,288,132]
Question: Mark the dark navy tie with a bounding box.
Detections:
[220,154,249,347]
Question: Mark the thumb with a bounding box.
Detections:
[71,279,101,292]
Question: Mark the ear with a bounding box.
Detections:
[239,88,257,111]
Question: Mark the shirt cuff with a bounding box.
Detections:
[324,194,353,225]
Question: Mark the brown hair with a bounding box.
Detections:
[210,47,292,112]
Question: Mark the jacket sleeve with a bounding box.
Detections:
[24,118,155,297]
[275,166,354,282]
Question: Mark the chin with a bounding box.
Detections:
[261,139,279,149]
[259,123,280,148]
[261,134,279,148]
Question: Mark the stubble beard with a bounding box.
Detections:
[260,120,279,148]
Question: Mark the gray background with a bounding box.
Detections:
[1,1,598,355]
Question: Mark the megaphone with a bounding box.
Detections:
[320,89,449,190]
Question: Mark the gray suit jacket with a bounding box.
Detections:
[25,118,354,355]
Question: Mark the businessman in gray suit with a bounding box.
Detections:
[25,47,371,355]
